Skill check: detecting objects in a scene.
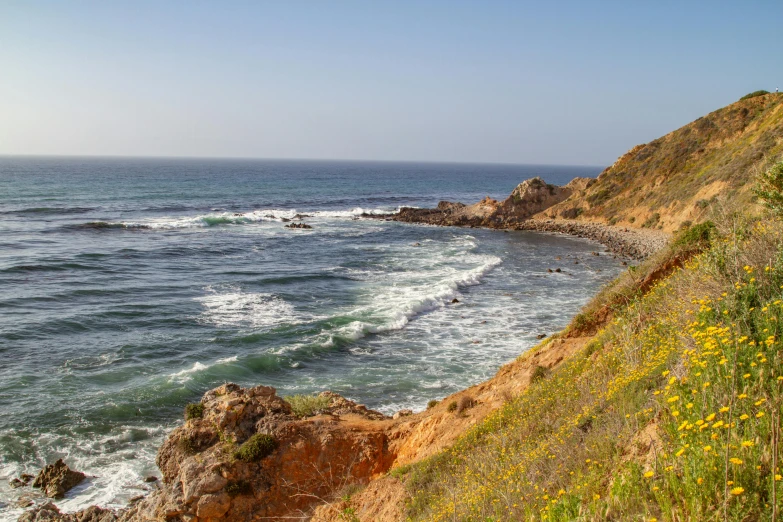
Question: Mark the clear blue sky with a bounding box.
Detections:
[1,1,780,165]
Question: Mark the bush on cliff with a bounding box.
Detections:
[755,160,783,217]
[285,394,331,417]
[234,433,277,462]
[739,90,770,101]
[184,402,204,420]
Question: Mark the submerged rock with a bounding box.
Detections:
[32,460,85,499]
[285,223,312,229]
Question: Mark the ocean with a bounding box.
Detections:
[0,157,620,518]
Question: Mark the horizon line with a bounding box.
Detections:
[0,153,607,170]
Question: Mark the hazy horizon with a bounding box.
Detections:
[0,153,608,169]
[2,1,780,165]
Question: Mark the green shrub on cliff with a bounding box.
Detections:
[755,160,783,216]
[184,402,204,420]
[739,90,770,101]
[234,433,277,462]
[285,394,331,417]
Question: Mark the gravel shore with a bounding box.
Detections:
[368,209,669,260]
[512,219,670,260]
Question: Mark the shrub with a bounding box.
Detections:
[234,433,277,462]
[456,396,475,414]
[285,394,331,417]
[754,160,783,216]
[530,365,549,383]
[739,90,769,101]
[628,216,636,223]
[672,221,715,251]
[225,480,252,497]
[427,399,438,409]
[184,402,204,420]
[178,436,200,455]
[641,212,660,228]
[446,401,458,413]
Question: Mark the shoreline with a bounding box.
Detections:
[368,208,669,260]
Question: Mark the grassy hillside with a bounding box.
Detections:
[545,93,783,232]
[389,185,783,520]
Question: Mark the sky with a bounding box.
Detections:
[1,1,781,166]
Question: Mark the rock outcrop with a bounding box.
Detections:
[369,176,667,259]
[120,384,394,521]
[32,460,85,499]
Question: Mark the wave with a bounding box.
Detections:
[322,253,502,347]
[65,221,151,230]
[65,207,401,232]
[195,286,300,329]
[2,206,97,216]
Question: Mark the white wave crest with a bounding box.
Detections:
[196,287,297,329]
[104,206,401,230]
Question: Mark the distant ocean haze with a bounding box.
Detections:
[0,157,617,518]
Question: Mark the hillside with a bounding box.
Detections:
[543,92,783,231]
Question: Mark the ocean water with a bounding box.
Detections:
[0,157,618,518]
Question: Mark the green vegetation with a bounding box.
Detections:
[755,161,783,216]
[285,393,331,417]
[178,435,200,455]
[184,402,204,420]
[530,365,550,383]
[394,188,783,519]
[234,433,277,462]
[740,90,770,101]
[427,399,439,409]
[447,401,458,413]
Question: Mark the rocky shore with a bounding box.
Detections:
[14,333,597,521]
[365,176,669,259]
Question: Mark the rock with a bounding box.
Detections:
[32,459,85,499]
[536,334,547,339]
[16,497,34,508]
[285,223,312,229]
[17,502,118,522]
[392,409,413,420]
[10,478,25,489]
[451,298,460,304]
[128,383,392,521]
[555,268,562,273]
[143,476,157,483]
[547,268,553,273]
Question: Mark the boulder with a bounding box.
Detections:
[124,383,392,521]
[32,460,85,499]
